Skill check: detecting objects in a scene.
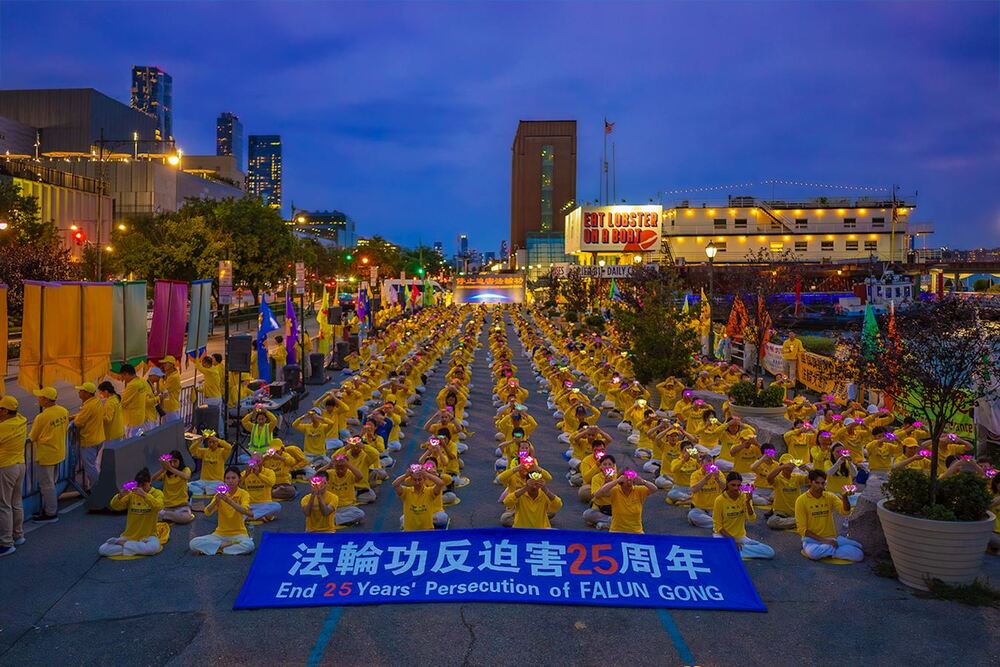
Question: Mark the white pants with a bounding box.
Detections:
[714,534,775,559]
[398,512,449,530]
[688,507,713,529]
[190,532,255,556]
[802,536,863,561]
[667,485,690,502]
[188,479,223,495]
[767,512,796,530]
[250,502,281,520]
[99,535,160,557]
[336,505,365,525]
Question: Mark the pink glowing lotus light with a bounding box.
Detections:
[409,464,422,473]
[839,449,852,457]
[739,484,754,493]
[919,449,932,457]
[764,448,776,457]
[122,481,138,491]
[159,454,172,462]
[623,469,638,480]
[310,476,324,485]
[215,484,229,494]
[842,484,857,494]
[704,464,719,474]
[429,437,441,446]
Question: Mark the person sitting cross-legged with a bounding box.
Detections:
[712,472,774,559]
[795,469,863,562]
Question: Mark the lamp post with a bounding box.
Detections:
[705,241,718,360]
[597,259,606,312]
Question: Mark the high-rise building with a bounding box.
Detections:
[247,134,282,208]
[457,234,469,256]
[216,112,244,169]
[433,241,444,255]
[510,120,576,250]
[130,66,173,141]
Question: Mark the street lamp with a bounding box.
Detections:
[633,254,642,264]
[705,241,718,360]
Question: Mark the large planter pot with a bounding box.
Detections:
[729,404,786,419]
[876,499,995,591]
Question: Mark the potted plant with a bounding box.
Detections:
[842,298,1000,590]
[727,381,786,418]
[877,469,994,590]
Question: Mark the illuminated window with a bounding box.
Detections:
[821,240,834,252]
[734,218,747,230]
[769,241,784,252]
[846,240,859,252]
[864,240,878,252]
[872,217,885,228]
[794,240,808,252]
[540,145,554,231]
[794,218,808,230]
[714,241,727,253]
[713,218,727,230]
[843,217,856,229]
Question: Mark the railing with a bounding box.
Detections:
[0,158,107,195]
[20,430,83,516]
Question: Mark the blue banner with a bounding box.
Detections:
[234,528,766,612]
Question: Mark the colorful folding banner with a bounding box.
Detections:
[18,281,113,390]
[234,528,766,612]
[0,284,7,395]
[284,290,299,365]
[111,281,148,372]
[185,279,213,361]
[148,280,188,364]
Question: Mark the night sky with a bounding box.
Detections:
[1,1,997,254]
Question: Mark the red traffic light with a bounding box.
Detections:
[73,230,86,245]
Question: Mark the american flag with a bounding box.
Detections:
[604,119,615,135]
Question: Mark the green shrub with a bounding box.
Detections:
[564,310,579,323]
[584,314,605,331]
[883,469,991,521]
[798,335,836,356]
[729,381,785,408]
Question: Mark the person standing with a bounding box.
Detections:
[120,364,156,437]
[781,332,804,392]
[71,382,105,491]
[0,396,28,556]
[29,387,69,523]
[98,381,125,443]
[159,356,181,423]
[199,355,225,434]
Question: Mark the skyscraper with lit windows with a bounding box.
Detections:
[216,112,244,169]
[130,65,173,141]
[247,134,282,208]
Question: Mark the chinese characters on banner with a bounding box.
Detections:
[453,276,526,304]
[234,528,766,612]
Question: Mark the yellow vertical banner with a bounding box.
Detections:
[18,281,113,390]
[0,284,7,395]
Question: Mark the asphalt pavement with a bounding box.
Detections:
[0,309,998,667]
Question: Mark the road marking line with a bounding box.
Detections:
[657,609,696,666]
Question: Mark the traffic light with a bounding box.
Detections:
[417,267,425,276]
[73,230,86,246]
[345,253,353,261]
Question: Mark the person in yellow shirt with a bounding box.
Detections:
[332,436,384,504]
[687,453,725,529]
[242,407,278,456]
[781,332,804,391]
[199,355,225,433]
[394,464,446,531]
[188,432,233,495]
[152,450,193,524]
[503,472,562,529]
[301,475,338,533]
[189,466,255,555]
[292,409,335,463]
[317,455,366,526]
[712,472,774,558]
[269,335,288,379]
[240,457,281,520]
[765,455,808,530]
[120,364,155,437]
[795,469,863,561]
[0,396,28,555]
[159,356,182,423]
[30,387,69,523]
[98,468,165,557]
[261,439,303,500]
[892,438,933,473]
[71,382,106,490]
[666,446,701,504]
[582,454,616,528]
[98,381,125,443]
[594,469,657,534]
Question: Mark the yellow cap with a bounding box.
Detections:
[902,437,919,448]
[0,395,18,411]
[33,387,58,401]
[160,355,178,366]
[779,453,794,464]
[75,382,98,394]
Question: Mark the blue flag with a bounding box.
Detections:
[257,297,280,382]
[285,291,299,365]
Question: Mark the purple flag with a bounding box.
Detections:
[285,291,299,365]
[148,280,188,363]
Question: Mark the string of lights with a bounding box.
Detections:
[663,179,892,195]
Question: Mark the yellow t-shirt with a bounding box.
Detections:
[240,468,276,503]
[689,468,723,510]
[109,488,164,541]
[162,371,181,413]
[263,450,296,486]
[190,440,232,482]
[503,490,562,529]
[162,467,191,507]
[213,488,251,537]
[712,492,755,539]
[325,469,360,506]
[29,405,69,465]
[795,490,848,539]
[732,444,761,474]
[103,396,125,441]
[74,396,106,447]
[201,365,223,399]
[609,485,651,534]
[0,414,28,467]
[771,472,807,515]
[301,491,339,533]
[293,416,333,457]
[121,377,152,428]
[400,485,439,531]
[670,457,700,487]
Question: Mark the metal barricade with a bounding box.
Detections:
[20,429,83,515]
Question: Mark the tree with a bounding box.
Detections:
[610,266,699,384]
[840,298,1000,504]
[0,181,59,247]
[557,268,595,315]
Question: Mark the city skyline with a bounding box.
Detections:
[0,1,996,251]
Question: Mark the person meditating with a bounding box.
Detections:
[98,468,165,558]
[189,466,255,556]
[795,469,863,562]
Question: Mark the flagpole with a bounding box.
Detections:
[612,141,617,203]
[603,117,608,205]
